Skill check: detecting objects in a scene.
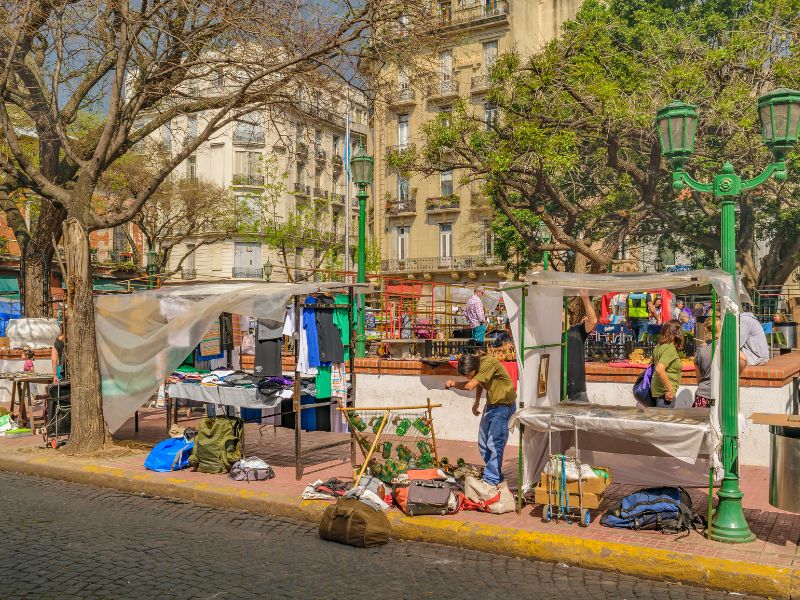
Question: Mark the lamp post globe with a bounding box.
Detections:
[263,258,273,282]
[538,221,552,271]
[656,100,698,169]
[349,142,373,358]
[758,88,800,164]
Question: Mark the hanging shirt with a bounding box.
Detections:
[333,293,351,361]
[316,296,345,364]
[303,296,322,368]
[316,364,332,398]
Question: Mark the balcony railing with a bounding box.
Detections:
[92,250,137,265]
[385,142,415,155]
[296,141,308,157]
[386,197,416,216]
[443,0,509,27]
[330,193,346,205]
[293,182,311,196]
[233,131,265,145]
[232,173,265,186]
[470,73,491,92]
[315,147,327,163]
[426,195,460,212]
[312,186,325,198]
[182,268,197,280]
[332,154,344,169]
[390,87,417,106]
[428,79,460,99]
[380,255,501,272]
[232,267,264,279]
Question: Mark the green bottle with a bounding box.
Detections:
[397,444,412,462]
[348,412,367,432]
[382,441,392,459]
[417,452,434,468]
[417,440,432,454]
[413,417,431,435]
[372,416,385,434]
[395,418,411,436]
[357,435,372,454]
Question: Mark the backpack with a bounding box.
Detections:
[188,417,243,474]
[600,487,705,534]
[632,364,655,407]
[319,497,391,547]
[144,437,194,472]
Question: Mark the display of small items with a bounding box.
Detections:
[345,409,438,483]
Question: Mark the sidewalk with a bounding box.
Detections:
[1,406,797,598]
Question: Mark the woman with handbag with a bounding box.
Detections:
[651,320,684,408]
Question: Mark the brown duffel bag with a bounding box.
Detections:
[319,497,391,548]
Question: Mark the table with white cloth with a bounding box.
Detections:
[164,382,284,431]
[511,403,720,488]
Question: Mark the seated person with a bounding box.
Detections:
[739,300,769,370]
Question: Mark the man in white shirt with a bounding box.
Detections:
[739,301,770,370]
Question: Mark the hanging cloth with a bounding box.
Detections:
[303,296,322,368]
[333,293,351,361]
[219,313,234,351]
[315,364,332,399]
[316,296,345,364]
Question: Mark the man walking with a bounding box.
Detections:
[465,286,487,345]
[566,291,598,403]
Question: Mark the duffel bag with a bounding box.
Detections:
[189,416,243,474]
[319,497,391,547]
[601,486,705,534]
[463,476,515,514]
[229,457,275,482]
[144,437,194,472]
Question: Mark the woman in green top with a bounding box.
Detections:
[445,353,516,486]
[651,320,684,408]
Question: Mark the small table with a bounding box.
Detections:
[5,373,52,433]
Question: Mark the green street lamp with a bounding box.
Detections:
[350,143,374,358]
[539,221,552,271]
[263,258,273,282]
[657,88,800,544]
[146,249,158,289]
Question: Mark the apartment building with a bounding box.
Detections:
[369,0,580,283]
[154,88,368,282]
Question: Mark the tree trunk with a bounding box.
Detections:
[62,217,110,454]
[21,201,67,317]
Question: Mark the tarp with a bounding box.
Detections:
[0,273,19,298]
[7,318,60,349]
[95,281,368,432]
[502,269,738,488]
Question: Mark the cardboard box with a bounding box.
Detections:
[533,485,603,510]
[539,466,611,495]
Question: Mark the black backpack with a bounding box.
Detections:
[601,487,705,535]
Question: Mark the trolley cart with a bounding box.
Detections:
[542,413,591,527]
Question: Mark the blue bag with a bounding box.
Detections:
[601,487,703,534]
[632,363,655,407]
[144,438,194,472]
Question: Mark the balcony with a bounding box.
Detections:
[332,154,344,170]
[442,0,509,29]
[315,147,327,163]
[231,173,265,187]
[181,268,197,280]
[233,131,265,145]
[470,73,491,93]
[312,186,325,199]
[330,193,346,206]
[380,255,501,272]
[232,267,264,279]
[293,182,311,196]
[386,197,417,217]
[296,141,308,158]
[470,186,493,212]
[426,195,460,213]
[389,87,417,108]
[427,79,460,102]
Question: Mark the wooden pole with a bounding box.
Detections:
[427,397,440,465]
[348,285,357,465]
[354,409,390,485]
[293,296,303,480]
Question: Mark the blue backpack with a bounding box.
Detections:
[601,487,704,534]
[144,437,195,472]
[632,364,655,407]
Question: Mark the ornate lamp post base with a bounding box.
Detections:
[709,475,755,543]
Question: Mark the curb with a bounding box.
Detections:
[0,451,795,599]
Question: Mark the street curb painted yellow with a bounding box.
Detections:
[0,451,794,599]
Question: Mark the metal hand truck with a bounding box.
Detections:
[542,413,591,527]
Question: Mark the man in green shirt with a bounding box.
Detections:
[445,353,516,485]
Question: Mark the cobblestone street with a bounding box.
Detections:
[0,472,763,600]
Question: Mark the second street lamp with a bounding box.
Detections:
[539,221,552,271]
[350,143,374,358]
[263,258,273,282]
[656,88,800,544]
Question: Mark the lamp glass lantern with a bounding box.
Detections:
[263,258,273,281]
[758,88,800,160]
[653,257,664,272]
[538,220,552,243]
[146,249,157,269]
[350,144,374,188]
[656,101,698,167]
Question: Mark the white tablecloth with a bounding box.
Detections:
[166,383,281,409]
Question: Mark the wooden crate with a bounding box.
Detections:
[538,466,611,495]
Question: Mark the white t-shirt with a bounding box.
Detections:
[740,312,769,366]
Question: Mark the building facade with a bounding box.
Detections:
[154,88,368,282]
[368,0,580,283]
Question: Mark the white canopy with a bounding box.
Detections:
[95,282,367,432]
[501,269,739,488]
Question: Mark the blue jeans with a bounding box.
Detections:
[478,403,515,485]
[629,318,649,342]
[653,396,674,408]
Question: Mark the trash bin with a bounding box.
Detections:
[774,322,798,349]
[769,425,800,513]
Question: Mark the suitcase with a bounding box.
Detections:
[405,479,452,516]
[318,497,391,547]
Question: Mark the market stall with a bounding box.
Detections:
[95,281,369,478]
[502,270,740,493]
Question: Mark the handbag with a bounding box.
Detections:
[632,363,655,407]
[463,476,515,514]
[319,497,391,547]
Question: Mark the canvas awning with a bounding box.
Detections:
[95,281,370,432]
[0,273,20,298]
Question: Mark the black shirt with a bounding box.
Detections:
[315,297,345,363]
[54,336,65,365]
[566,324,589,397]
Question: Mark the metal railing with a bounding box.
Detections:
[426,195,460,211]
[296,141,308,157]
[385,142,415,154]
[391,88,416,104]
[332,154,344,169]
[444,0,509,26]
[386,197,416,215]
[232,174,265,186]
[293,182,311,195]
[429,79,460,97]
[315,148,327,162]
[91,250,137,265]
[380,255,502,272]
[232,267,264,279]
[233,131,265,144]
[470,73,491,91]
[330,193,346,205]
[312,186,325,198]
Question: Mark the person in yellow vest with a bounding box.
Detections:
[626,292,655,342]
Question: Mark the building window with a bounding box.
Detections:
[187,114,198,142]
[398,67,410,92]
[483,40,498,73]
[398,175,410,201]
[162,122,172,152]
[215,71,224,87]
[315,129,323,147]
[440,169,453,196]
[234,151,261,183]
[396,226,409,260]
[332,134,340,156]
[397,114,409,148]
[482,221,494,256]
[296,162,306,186]
[314,168,322,190]
[439,223,453,259]
[233,119,265,144]
[440,105,452,127]
[484,102,498,130]
[295,122,304,142]
[439,50,453,93]
[186,155,197,181]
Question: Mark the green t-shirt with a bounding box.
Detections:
[650,343,682,398]
[474,355,516,405]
